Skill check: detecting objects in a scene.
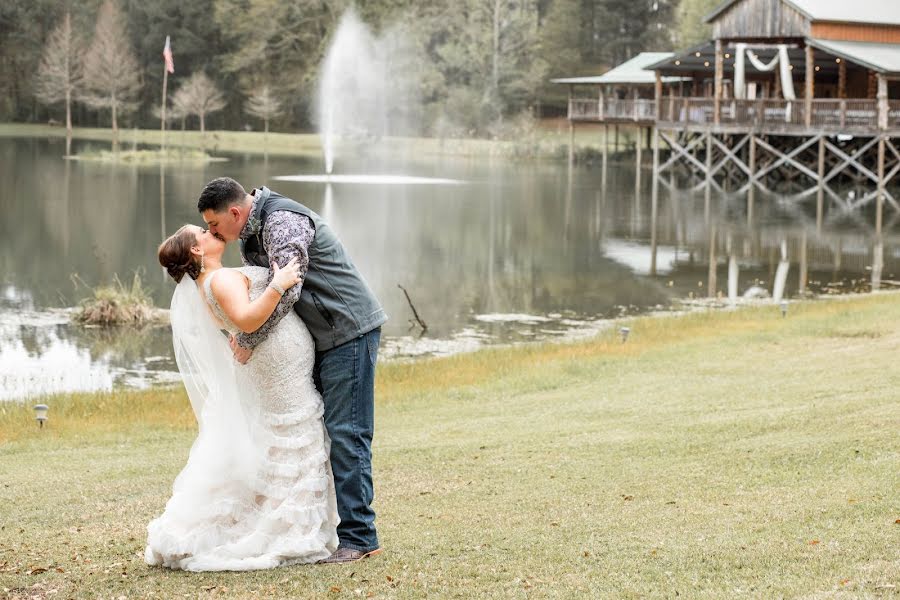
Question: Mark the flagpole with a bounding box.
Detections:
[161,63,168,150]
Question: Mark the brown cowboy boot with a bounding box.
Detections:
[317,547,383,565]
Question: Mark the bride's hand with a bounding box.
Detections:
[272,257,302,291]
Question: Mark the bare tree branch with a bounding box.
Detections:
[244,85,283,134]
[174,72,226,133]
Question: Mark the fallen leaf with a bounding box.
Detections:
[840,579,851,585]
[622,495,634,501]
[330,586,342,593]
[808,540,820,546]
[385,576,393,582]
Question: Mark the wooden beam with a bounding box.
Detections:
[805,45,814,128]
[714,40,723,125]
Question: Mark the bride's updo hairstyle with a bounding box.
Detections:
[158,226,201,283]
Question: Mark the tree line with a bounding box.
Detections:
[0,0,720,138]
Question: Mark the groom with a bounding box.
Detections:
[198,177,387,564]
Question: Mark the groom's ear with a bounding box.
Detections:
[229,205,242,221]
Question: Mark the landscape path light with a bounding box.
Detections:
[33,404,49,428]
[619,327,631,343]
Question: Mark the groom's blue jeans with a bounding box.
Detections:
[314,327,381,552]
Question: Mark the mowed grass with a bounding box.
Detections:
[0,123,631,161]
[1,295,899,599]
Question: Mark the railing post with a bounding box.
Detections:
[599,89,605,121]
[840,99,846,128]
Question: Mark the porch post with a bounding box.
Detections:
[838,59,846,100]
[877,73,888,130]
[655,70,662,121]
[714,39,723,125]
[805,45,814,128]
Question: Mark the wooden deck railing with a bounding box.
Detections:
[568,98,657,122]
[569,96,900,133]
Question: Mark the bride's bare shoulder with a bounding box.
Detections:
[209,268,249,298]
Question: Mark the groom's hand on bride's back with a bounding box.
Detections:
[229,334,253,364]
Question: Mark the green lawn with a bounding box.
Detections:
[2,295,898,598]
[0,122,633,162]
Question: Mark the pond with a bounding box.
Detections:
[2,135,897,401]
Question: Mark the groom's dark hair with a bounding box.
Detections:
[197,177,247,213]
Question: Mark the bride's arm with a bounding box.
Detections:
[210,260,300,334]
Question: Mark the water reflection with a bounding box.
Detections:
[1,136,898,400]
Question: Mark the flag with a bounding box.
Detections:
[163,36,174,74]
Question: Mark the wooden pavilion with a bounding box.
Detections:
[559,0,900,231]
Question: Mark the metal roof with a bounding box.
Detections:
[551,53,689,85]
[806,39,900,74]
[705,0,900,27]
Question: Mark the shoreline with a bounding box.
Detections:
[4,287,899,406]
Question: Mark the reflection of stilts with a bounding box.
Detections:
[773,239,790,303]
[872,236,884,291]
[727,232,738,304]
[707,221,717,298]
[160,162,167,281]
[650,128,659,276]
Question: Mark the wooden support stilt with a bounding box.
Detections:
[877,135,885,236]
[568,120,575,166]
[614,125,619,153]
[705,132,713,222]
[748,135,756,224]
[635,126,643,200]
[817,135,825,231]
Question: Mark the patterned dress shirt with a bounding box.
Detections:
[234,192,315,350]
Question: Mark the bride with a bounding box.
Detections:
[147,224,338,571]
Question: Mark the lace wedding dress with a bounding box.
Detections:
[144,266,339,571]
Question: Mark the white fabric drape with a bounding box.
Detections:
[734,43,796,101]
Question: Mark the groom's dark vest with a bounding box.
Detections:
[241,186,387,352]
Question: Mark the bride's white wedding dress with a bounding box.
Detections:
[144,266,339,571]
